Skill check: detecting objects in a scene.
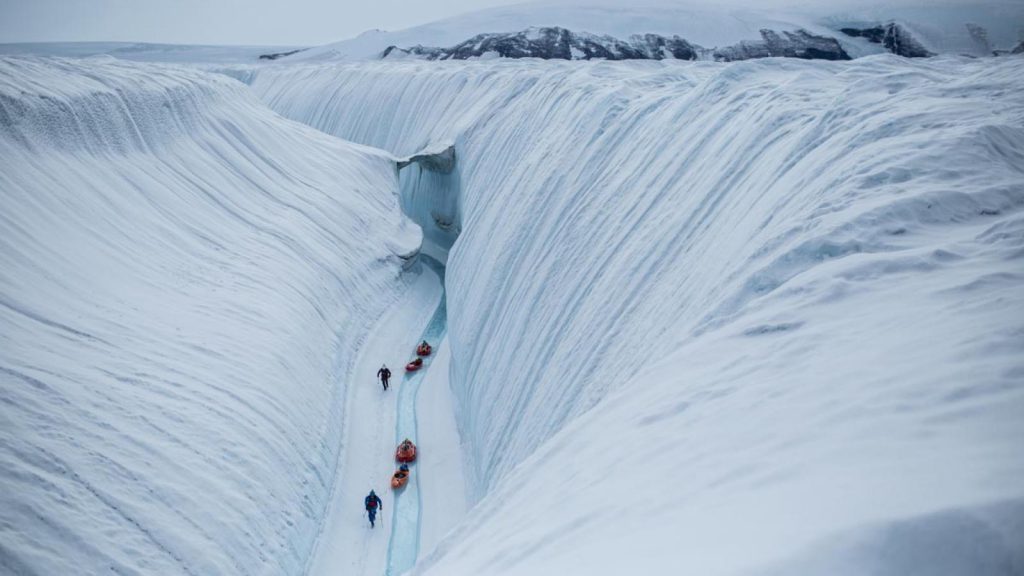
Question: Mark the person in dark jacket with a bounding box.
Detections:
[365,490,383,528]
[377,364,391,391]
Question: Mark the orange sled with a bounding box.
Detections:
[405,357,423,372]
[391,469,409,490]
[395,439,417,463]
[417,342,432,357]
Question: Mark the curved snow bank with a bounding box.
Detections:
[0,57,417,574]
[242,55,1024,573]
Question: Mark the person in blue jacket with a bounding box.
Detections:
[365,490,383,528]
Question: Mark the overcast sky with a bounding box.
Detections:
[0,0,522,46]
[2,0,1019,47]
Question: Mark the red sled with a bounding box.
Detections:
[391,469,409,490]
[416,342,432,357]
[396,439,417,463]
[405,357,423,372]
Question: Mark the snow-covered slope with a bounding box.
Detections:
[0,56,418,574]
[241,53,1024,574]
[0,42,302,64]
[290,0,1024,61]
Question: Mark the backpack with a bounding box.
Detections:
[366,496,378,510]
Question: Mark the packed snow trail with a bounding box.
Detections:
[302,261,440,576]
[304,253,464,576]
[387,256,448,576]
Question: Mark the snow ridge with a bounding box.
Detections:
[0,56,416,575]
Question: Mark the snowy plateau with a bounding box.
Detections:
[2,1,1024,576]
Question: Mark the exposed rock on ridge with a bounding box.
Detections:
[839,23,934,57]
[383,26,851,62]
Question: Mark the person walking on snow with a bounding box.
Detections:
[365,490,383,528]
[377,364,391,391]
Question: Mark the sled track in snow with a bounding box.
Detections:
[386,255,447,575]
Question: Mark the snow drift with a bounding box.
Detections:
[242,53,1024,574]
[0,56,418,574]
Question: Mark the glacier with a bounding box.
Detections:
[2,3,1024,574]
[241,53,1024,574]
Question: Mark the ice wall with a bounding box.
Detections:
[243,55,1024,573]
[398,145,461,249]
[0,57,417,574]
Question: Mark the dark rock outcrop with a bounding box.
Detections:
[840,24,933,57]
[258,49,305,61]
[715,29,850,61]
[993,39,1024,56]
[839,26,886,44]
[387,27,698,61]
